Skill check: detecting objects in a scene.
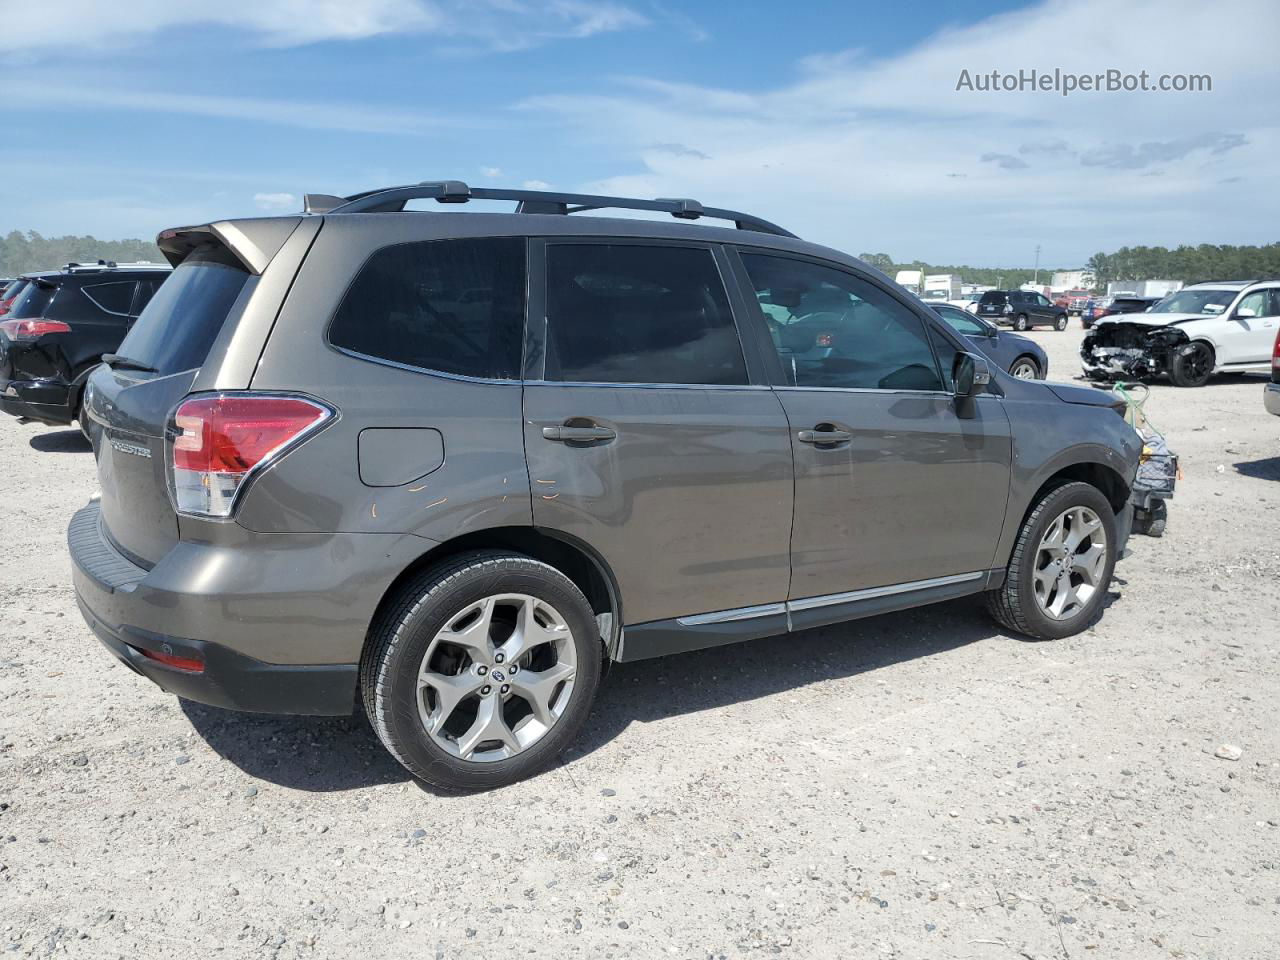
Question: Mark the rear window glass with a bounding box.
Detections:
[6,281,55,320]
[979,291,1007,303]
[328,237,526,380]
[115,256,249,375]
[2,279,26,301]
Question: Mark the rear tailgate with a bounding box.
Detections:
[86,219,305,566]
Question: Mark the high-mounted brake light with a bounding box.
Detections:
[0,319,71,340]
[168,393,333,518]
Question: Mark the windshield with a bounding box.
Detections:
[115,256,250,375]
[1150,289,1237,315]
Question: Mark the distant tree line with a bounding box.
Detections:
[857,253,1064,290]
[1086,243,1280,287]
[861,241,1280,292]
[0,231,164,277]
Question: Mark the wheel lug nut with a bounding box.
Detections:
[507,665,518,675]
[481,685,491,696]
[477,665,488,676]
[495,652,505,664]
[501,684,510,695]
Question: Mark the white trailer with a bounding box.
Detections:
[922,274,961,301]
[895,270,923,295]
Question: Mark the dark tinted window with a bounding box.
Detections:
[81,281,138,316]
[1,279,25,301]
[5,281,55,320]
[742,254,943,391]
[116,255,249,375]
[979,291,1008,304]
[544,244,746,385]
[926,323,961,392]
[329,237,525,380]
[131,281,158,315]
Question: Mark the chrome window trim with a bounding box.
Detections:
[529,380,773,391]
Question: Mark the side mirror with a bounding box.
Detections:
[952,351,992,398]
[1236,307,1258,319]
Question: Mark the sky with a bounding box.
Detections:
[0,0,1276,267]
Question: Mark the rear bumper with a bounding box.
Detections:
[0,378,74,424]
[78,599,358,715]
[1265,382,1280,417]
[68,501,430,716]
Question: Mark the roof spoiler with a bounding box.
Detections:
[156,217,303,274]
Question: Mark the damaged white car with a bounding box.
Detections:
[1081,281,1280,387]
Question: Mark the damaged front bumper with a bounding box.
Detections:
[1080,322,1189,381]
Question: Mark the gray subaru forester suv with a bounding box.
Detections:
[70,181,1143,791]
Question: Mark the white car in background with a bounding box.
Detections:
[1082,281,1280,387]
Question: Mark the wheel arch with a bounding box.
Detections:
[1010,353,1042,377]
[366,526,623,661]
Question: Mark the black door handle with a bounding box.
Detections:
[797,427,852,445]
[542,424,616,442]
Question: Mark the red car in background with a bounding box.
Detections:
[1054,290,1092,315]
[0,278,28,316]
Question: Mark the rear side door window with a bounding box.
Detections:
[738,253,944,391]
[542,243,747,385]
[329,237,526,380]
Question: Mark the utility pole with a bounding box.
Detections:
[1033,245,1041,286]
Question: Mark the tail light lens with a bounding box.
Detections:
[168,393,333,518]
[1272,329,1280,382]
[0,319,71,340]
[1002,304,1012,314]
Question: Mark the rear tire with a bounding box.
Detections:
[1054,314,1068,331]
[360,551,602,792]
[986,481,1117,640]
[1014,313,1029,331]
[1168,341,1214,387]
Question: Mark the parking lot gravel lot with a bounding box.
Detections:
[2,325,1278,959]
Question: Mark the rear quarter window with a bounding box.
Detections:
[328,237,526,380]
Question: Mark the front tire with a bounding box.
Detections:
[361,551,602,792]
[1014,313,1029,331]
[1009,356,1041,379]
[1168,341,1214,387]
[1055,314,1068,331]
[986,481,1117,640]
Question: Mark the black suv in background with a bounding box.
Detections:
[977,290,1069,331]
[1,261,171,427]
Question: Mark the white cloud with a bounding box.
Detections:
[254,191,299,211]
[522,179,552,190]
[522,0,1280,264]
[0,80,466,135]
[0,0,644,53]
[480,166,503,178]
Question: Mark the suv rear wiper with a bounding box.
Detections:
[101,353,157,373]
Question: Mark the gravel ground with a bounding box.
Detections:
[2,326,1279,959]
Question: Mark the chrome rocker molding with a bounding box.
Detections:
[620,571,991,662]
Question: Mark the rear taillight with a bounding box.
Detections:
[168,393,333,518]
[0,319,71,339]
[1272,329,1280,382]
[1002,304,1012,314]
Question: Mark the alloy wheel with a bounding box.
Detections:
[416,593,577,763]
[1033,506,1107,620]
[1010,359,1039,379]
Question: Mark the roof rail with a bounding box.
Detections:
[320,180,796,238]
